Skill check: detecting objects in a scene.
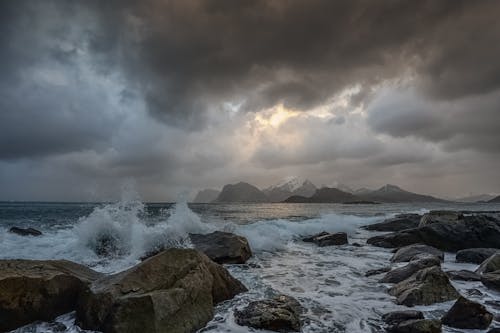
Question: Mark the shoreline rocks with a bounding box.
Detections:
[441,296,493,329]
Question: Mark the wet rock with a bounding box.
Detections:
[387,319,441,333]
[419,210,463,227]
[446,270,481,281]
[234,295,302,332]
[0,259,102,332]
[380,256,441,283]
[9,226,42,236]
[456,248,498,264]
[391,244,444,262]
[441,296,493,329]
[189,231,252,264]
[481,270,500,291]
[365,266,391,277]
[389,266,459,306]
[487,328,500,333]
[364,214,421,232]
[367,215,500,251]
[382,310,424,325]
[303,232,348,247]
[76,248,247,333]
[476,253,500,274]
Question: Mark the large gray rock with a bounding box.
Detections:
[389,266,459,306]
[391,244,444,262]
[387,319,441,333]
[234,295,302,332]
[380,256,441,283]
[476,253,500,274]
[364,214,421,232]
[0,259,102,332]
[441,296,493,329]
[481,270,500,291]
[456,248,499,264]
[419,210,463,227]
[189,231,252,264]
[76,249,247,333]
[367,215,500,251]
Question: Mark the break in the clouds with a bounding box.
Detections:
[1,0,500,201]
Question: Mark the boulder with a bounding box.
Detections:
[367,215,500,251]
[441,296,493,329]
[9,226,42,236]
[382,310,424,325]
[302,231,329,242]
[446,270,481,281]
[302,232,347,247]
[391,244,444,262]
[364,214,421,232]
[456,248,498,264]
[365,266,391,277]
[487,328,500,333]
[189,231,252,264]
[380,256,441,283]
[76,248,247,333]
[234,295,302,332]
[476,253,500,274]
[0,259,102,332]
[389,266,459,306]
[387,319,441,333]
[481,271,500,291]
[419,210,463,227]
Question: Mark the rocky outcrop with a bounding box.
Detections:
[367,215,500,251]
[388,266,459,306]
[234,295,302,332]
[441,296,493,329]
[456,248,498,264]
[189,231,252,264]
[364,214,421,232]
[419,210,463,227]
[380,256,441,283]
[476,253,500,274]
[302,231,348,247]
[0,259,102,332]
[76,249,247,333]
[481,271,500,291]
[387,319,441,333]
[390,244,443,262]
[9,226,42,236]
[446,270,481,281]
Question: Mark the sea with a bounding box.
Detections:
[1,198,500,333]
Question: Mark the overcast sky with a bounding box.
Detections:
[1,0,500,201]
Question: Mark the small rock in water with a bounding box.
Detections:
[364,214,421,232]
[302,232,348,247]
[380,255,441,283]
[391,244,444,262]
[446,270,481,281]
[9,226,42,236]
[441,296,493,329]
[387,319,441,333]
[302,231,329,242]
[365,266,391,277]
[189,231,252,264]
[456,248,499,264]
[382,310,424,325]
[419,210,464,227]
[476,253,500,274]
[234,295,303,332]
[481,270,500,291]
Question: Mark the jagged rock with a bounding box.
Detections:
[189,231,252,264]
[476,253,500,274]
[419,210,463,227]
[387,319,441,333]
[234,295,302,332]
[380,256,441,283]
[446,270,481,281]
[0,259,102,332]
[367,215,500,251]
[456,248,499,264]
[441,296,493,329]
[391,244,444,262]
[481,270,500,291]
[365,266,391,277]
[389,266,459,306]
[76,249,247,333]
[364,214,421,232]
[302,232,348,247]
[8,226,42,236]
[382,310,424,325]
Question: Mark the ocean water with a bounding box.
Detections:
[1,199,500,333]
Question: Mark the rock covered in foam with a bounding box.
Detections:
[76,248,247,333]
[0,259,102,332]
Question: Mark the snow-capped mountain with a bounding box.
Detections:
[263,177,317,202]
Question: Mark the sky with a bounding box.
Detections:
[1,0,500,201]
